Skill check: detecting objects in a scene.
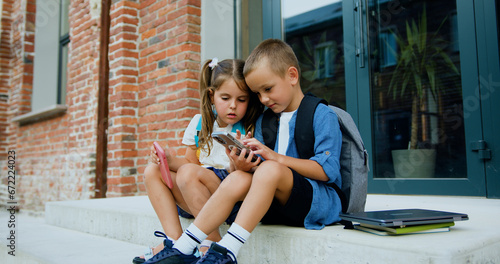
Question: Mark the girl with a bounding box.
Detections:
[133,58,263,264]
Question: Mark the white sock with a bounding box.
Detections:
[200,239,213,249]
[167,236,177,243]
[173,224,208,255]
[218,223,251,260]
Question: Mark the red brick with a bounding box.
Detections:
[147,51,167,64]
[141,28,156,40]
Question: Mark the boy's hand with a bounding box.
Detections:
[243,138,280,162]
[148,145,160,165]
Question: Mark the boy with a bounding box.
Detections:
[145,39,342,264]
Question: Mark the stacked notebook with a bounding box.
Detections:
[340,209,468,236]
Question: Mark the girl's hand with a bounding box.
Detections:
[226,146,261,172]
[148,145,160,165]
[243,131,253,141]
[235,130,253,142]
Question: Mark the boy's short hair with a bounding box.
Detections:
[243,39,301,79]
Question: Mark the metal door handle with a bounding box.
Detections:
[355,0,365,68]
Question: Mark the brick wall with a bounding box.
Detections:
[11,0,100,211]
[106,0,201,197]
[0,0,202,212]
[1,0,37,190]
[0,0,14,161]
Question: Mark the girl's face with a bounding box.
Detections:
[211,78,249,128]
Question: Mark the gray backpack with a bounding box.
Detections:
[328,105,369,213]
[262,94,368,214]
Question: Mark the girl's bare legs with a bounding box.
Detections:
[144,163,190,253]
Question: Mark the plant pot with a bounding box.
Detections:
[391,149,437,178]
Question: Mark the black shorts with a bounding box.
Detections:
[261,169,313,227]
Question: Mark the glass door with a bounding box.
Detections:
[353,0,488,195]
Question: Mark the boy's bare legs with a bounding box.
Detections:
[191,160,292,235]
[176,164,236,249]
[170,169,252,258]
[168,160,293,261]
[190,169,253,234]
[233,160,294,232]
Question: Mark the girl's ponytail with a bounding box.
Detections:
[198,59,217,154]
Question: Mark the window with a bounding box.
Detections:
[59,0,70,105]
[314,42,335,79]
[31,0,70,113]
[201,0,237,62]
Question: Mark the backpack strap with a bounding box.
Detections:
[294,94,327,159]
[261,94,328,154]
[231,121,245,135]
[261,108,279,150]
[195,118,202,148]
[195,117,245,148]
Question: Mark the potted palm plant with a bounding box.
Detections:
[388,7,459,178]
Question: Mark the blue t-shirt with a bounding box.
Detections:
[255,103,342,230]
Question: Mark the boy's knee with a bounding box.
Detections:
[219,171,251,200]
[254,161,288,183]
[255,160,286,175]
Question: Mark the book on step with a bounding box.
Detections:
[354,222,455,236]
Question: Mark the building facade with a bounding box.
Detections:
[1,0,203,211]
[1,0,499,212]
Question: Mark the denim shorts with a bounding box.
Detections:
[177,167,241,225]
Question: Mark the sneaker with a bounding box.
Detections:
[196,243,237,264]
[132,231,175,264]
[144,246,200,264]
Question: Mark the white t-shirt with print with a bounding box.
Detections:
[182,114,238,171]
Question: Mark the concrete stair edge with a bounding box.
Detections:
[39,195,500,264]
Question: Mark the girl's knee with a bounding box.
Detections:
[176,163,203,187]
[144,163,161,183]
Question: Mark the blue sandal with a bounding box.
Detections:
[132,231,174,264]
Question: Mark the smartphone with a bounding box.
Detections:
[153,142,173,189]
[212,132,259,162]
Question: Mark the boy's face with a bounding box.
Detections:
[245,61,300,113]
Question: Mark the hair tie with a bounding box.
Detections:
[208,57,219,70]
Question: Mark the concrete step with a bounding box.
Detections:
[0,210,144,264]
[45,196,171,247]
[5,194,500,263]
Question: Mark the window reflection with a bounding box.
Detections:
[283,0,346,109]
[368,0,466,178]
